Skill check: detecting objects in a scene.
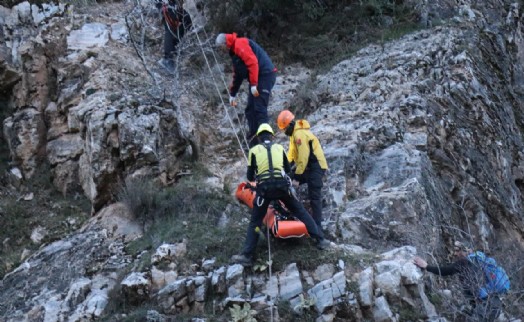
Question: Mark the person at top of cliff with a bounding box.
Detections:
[156,0,192,73]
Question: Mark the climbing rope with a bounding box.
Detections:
[159,3,250,159]
[190,27,250,163]
[266,223,274,321]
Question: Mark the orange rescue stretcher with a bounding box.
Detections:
[235,182,309,239]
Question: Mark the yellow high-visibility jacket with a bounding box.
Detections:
[287,119,328,178]
[247,141,289,182]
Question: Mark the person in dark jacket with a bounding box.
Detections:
[215,33,277,147]
[231,123,330,267]
[156,0,192,72]
[413,241,503,321]
[277,110,328,229]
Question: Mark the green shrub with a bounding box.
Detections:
[288,75,319,117]
[117,165,219,226]
[293,294,316,313]
[398,306,425,321]
[277,300,317,322]
[116,177,160,228]
[98,268,134,318]
[253,258,270,273]
[119,168,247,269]
[230,303,257,322]
[206,0,420,70]
[428,292,443,307]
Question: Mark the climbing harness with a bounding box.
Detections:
[284,172,299,200]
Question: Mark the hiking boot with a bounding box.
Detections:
[230,254,253,267]
[316,238,331,250]
[158,58,175,73]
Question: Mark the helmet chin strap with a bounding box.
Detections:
[284,120,295,136]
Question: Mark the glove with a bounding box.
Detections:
[250,85,259,97]
[229,96,237,107]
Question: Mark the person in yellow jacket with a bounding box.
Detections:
[231,123,329,267]
[277,110,328,229]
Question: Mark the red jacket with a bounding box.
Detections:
[225,33,275,96]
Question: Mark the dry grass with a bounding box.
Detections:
[0,162,91,279]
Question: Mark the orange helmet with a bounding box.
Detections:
[277,110,295,130]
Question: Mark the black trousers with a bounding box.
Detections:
[298,168,325,228]
[245,72,277,139]
[164,24,186,59]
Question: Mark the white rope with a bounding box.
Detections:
[256,196,264,207]
[191,28,249,163]
[265,215,275,322]
[275,234,307,239]
[194,26,274,322]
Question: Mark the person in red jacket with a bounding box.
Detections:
[216,33,277,147]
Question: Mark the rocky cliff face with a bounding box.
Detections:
[316,6,524,254]
[0,1,197,212]
[0,0,523,321]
